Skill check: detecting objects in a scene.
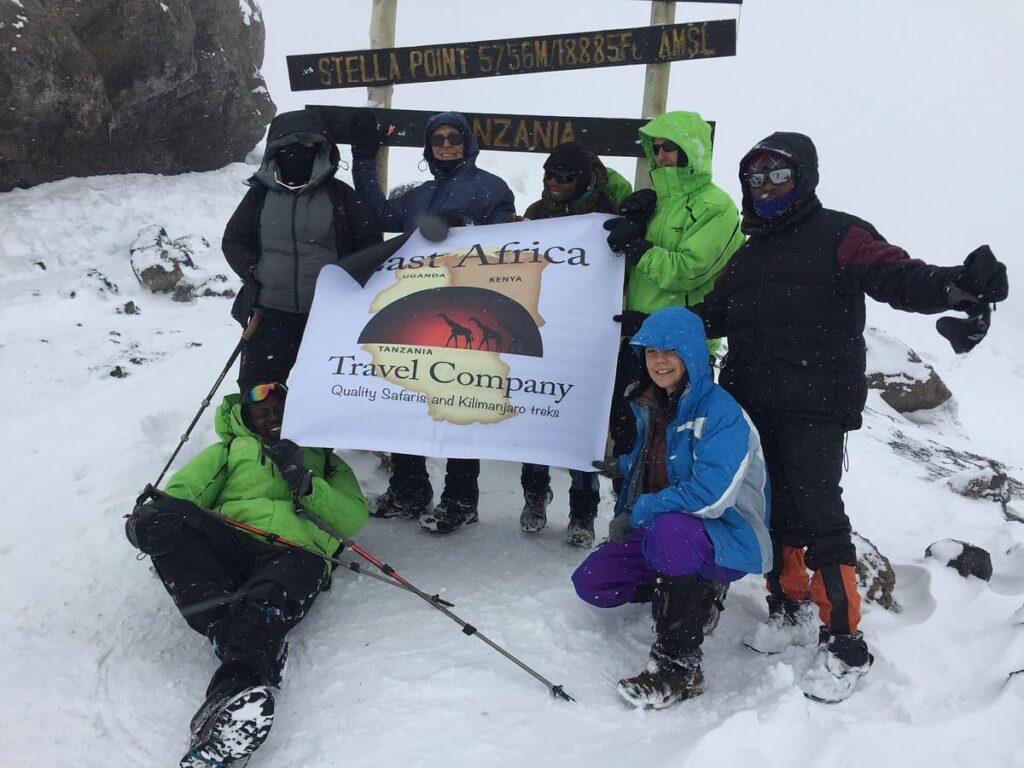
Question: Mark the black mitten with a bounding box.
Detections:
[608,514,633,544]
[612,310,650,337]
[618,188,657,227]
[955,245,1008,303]
[125,503,183,556]
[350,109,383,160]
[621,238,652,265]
[264,439,313,497]
[936,306,990,354]
[604,217,644,253]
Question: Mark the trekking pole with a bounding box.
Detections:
[147,488,575,702]
[144,312,261,497]
[282,496,575,701]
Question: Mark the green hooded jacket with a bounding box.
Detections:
[163,394,368,567]
[626,112,744,313]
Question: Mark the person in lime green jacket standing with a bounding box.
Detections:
[604,110,744,462]
[125,378,367,767]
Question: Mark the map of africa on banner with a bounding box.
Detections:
[282,213,624,472]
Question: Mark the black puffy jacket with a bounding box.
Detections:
[703,132,955,430]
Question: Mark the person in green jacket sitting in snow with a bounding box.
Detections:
[125,373,367,767]
[604,110,745,461]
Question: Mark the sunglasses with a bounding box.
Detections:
[747,168,794,188]
[544,170,577,184]
[242,382,288,404]
[430,132,464,147]
[651,141,679,155]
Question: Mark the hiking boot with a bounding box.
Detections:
[701,580,729,636]
[617,645,704,710]
[181,685,274,767]
[800,629,873,703]
[420,497,478,534]
[743,597,819,655]
[566,487,599,548]
[371,486,432,519]
[519,489,552,534]
[566,517,595,549]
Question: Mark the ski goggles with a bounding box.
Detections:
[746,167,794,188]
[544,170,577,184]
[430,132,464,147]
[242,382,288,404]
[651,140,680,155]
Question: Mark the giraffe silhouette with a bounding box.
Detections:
[469,316,503,352]
[499,320,522,354]
[436,313,473,349]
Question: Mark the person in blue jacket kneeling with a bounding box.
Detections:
[572,306,772,709]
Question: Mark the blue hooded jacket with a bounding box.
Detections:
[616,306,772,575]
[352,111,515,234]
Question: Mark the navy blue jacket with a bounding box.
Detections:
[352,111,515,233]
[616,307,773,575]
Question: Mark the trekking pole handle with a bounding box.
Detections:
[241,310,262,341]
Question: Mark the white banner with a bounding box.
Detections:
[283,213,624,472]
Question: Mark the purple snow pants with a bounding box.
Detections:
[572,513,745,608]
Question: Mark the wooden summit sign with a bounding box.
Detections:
[312,105,699,158]
[288,20,736,91]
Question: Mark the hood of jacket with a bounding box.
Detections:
[252,109,339,192]
[638,111,714,194]
[738,131,822,236]
[629,306,714,404]
[213,393,259,443]
[422,111,479,177]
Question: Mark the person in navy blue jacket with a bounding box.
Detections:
[572,306,771,709]
[349,109,516,535]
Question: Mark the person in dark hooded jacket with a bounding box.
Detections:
[517,141,627,548]
[701,131,1009,703]
[222,109,383,387]
[349,109,516,535]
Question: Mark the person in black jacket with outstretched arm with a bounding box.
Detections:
[701,132,1008,703]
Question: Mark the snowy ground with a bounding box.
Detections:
[2,1,1024,766]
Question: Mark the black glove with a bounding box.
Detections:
[350,109,383,160]
[613,309,649,338]
[604,217,644,253]
[955,245,1008,303]
[608,513,633,544]
[621,238,652,266]
[125,503,183,556]
[264,439,313,497]
[937,304,991,354]
[618,188,657,227]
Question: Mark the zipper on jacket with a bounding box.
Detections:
[291,194,300,312]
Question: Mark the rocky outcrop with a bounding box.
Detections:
[0,0,274,191]
[865,327,952,414]
[925,538,993,581]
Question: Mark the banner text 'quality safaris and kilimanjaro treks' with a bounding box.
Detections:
[282,215,624,472]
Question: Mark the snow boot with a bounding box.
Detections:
[617,573,705,709]
[743,596,819,655]
[420,497,478,534]
[701,579,730,636]
[519,489,553,534]
[800,628,873,703]
[565,488,599,548]
[182,662,275,767]
[371,485,432,519]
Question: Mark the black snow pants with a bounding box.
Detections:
[150,500,325,686]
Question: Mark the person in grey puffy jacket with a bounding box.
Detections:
[223,109,382,386]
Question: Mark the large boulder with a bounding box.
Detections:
[865,327,952,415]
[0,0,274,191]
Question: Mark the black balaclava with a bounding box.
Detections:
[276,144,319,187]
